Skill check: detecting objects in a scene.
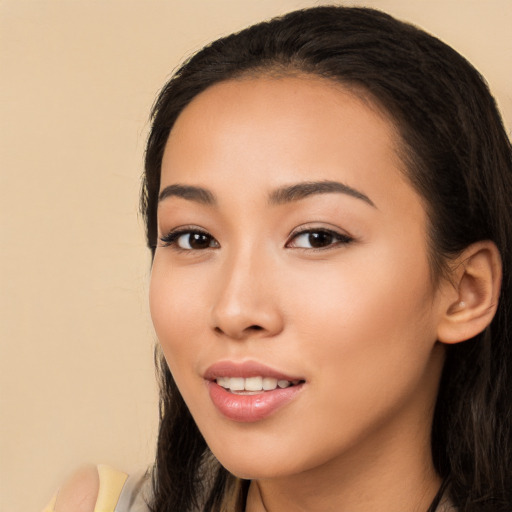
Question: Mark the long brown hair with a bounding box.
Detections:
[142,6,512,511]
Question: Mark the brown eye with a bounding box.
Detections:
[288,229,353,249]
[160,229,219,250]
[185,232,214,249]
[307,231,335,248]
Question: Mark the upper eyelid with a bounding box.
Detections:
[159,225,210,237]
[288,223,351,238]
[159,225,347,237]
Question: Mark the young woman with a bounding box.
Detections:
[47,5,512,512]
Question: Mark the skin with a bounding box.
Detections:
[150,76,455,511]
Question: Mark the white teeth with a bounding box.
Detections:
[245,376,263,391]
[217,376,230,388]
[262,377,278,390]
[216,376,296,392]
[229,377,245,391]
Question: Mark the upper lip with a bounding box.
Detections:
[203,360,304,382]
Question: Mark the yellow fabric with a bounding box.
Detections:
[41,492,57,512]
[41,465,128,512]
[95,465,129,512]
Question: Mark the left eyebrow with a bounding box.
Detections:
[268,180,376,207]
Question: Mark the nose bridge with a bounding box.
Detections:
[211,240,282,338]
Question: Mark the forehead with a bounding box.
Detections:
[161,75,418,216]
[165,75,398,161]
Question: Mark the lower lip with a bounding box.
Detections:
[207,381,304,422]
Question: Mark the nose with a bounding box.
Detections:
[210,249,284,340]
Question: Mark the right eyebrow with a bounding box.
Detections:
[158,184,216,205]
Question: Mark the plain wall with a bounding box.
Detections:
[1,1,510,511]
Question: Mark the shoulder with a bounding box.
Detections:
[53,464,99,512]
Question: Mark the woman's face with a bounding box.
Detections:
[150,76,449,480]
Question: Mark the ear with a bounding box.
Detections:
[437,240,502,344]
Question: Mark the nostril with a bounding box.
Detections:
[213,323,268,338]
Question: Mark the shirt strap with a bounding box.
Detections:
[94,465,129,512]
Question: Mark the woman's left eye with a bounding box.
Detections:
[287,229,353,249]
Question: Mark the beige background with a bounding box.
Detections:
[1,1,510,511]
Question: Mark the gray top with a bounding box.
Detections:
[113,471,457,512]
[114,470,152,512]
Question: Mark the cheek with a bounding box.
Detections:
[289,243,433,337]
[266,261,439,469]
[149,260,208,373]
[292,247,437,412]
[149,262,216,428]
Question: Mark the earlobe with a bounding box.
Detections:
[437,241,502,344]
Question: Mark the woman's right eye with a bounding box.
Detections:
[159,229,219,251]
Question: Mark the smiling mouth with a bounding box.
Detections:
[206,364,306,421]
[215,376,304,394]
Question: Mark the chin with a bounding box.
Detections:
[206,436,322,481]
[217,458,295,481]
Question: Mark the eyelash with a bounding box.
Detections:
[158,226,354,252]
[287,227,354,250]
[159,227,218,252]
